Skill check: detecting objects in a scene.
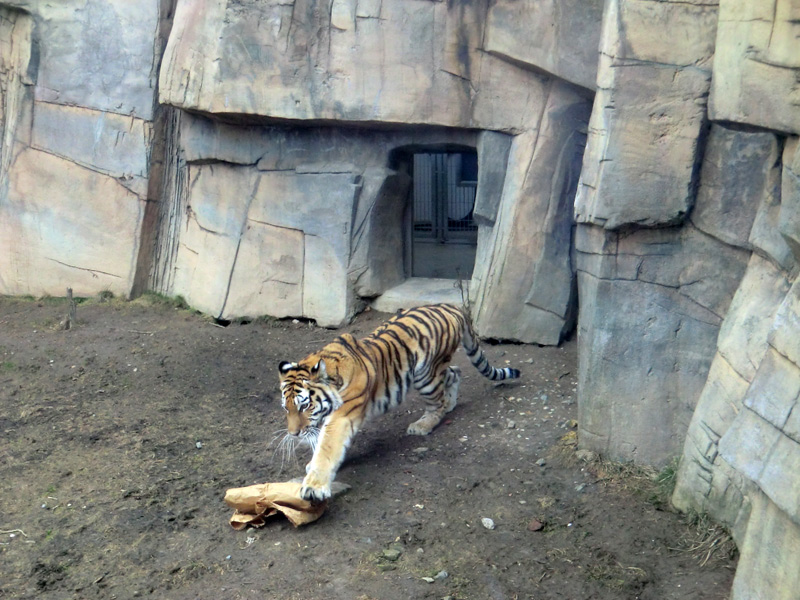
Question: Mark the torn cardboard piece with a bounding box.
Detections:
[225,481,326,529]
[224,480,351,529]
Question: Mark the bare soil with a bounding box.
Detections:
[0,296,736,600]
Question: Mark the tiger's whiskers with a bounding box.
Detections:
[301,426,320,454]
[269,428,319,475]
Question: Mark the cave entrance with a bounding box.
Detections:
[409,151,478,279]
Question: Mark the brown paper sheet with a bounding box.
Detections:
[224,481,328,529]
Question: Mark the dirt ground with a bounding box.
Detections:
[0,295,736,600]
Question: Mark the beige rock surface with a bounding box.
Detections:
[484,0,604,90]
[710,0,800,135]
[159,0,549,132]
[471,83,590,344]
[0,148,144,297]
[574,0,717,229]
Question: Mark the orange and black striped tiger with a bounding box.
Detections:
[277,303,520,502]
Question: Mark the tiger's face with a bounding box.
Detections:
[278,359,342,438]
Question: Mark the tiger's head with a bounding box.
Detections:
[278,358,343,440]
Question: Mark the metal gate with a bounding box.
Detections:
[410,152,478,279]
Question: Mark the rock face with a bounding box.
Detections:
[574,0,717,229]
[149,0,600,335]
[2,0,800,596]
[159,0,549,132]
[576,223,749,466]
[471,83,590,344]
[0,1,163,298]
[484,0,603,90]
[149,114,480,326]
[710,0,800,135]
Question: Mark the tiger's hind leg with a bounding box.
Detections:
[407,365,462,436]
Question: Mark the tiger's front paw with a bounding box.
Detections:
[300,471,331,503]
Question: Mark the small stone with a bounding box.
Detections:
[575,483,587,492]
[382,548,402,561]
[329,481,352,498]
[195,441,203,449]
[412,447,429,455]
[481,517,496,530]
[434,570,449,580]
[535,458,547,467]
[506,420,516,429]
[421,576,435,583]
[527,518,544,532]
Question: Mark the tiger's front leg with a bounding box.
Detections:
[301,413,360,503]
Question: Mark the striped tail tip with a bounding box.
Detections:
[490,367,521,381]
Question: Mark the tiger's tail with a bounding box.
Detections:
[461,316,521,381]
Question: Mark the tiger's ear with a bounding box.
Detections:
[278,361,295,374]
[310,359,329,380]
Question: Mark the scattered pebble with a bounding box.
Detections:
[506,420,516,429]
[195,441,203,449]
[422,576,435,584]
[382,548,402,561]
[434,570,449,580]
[412,447,429,455]
[528,518,544,532]
[481,517,495,530]
[535,458,547,467]
[575,483,587,493]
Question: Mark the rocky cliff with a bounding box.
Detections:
[1,0,799,597]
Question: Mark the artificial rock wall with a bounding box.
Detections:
[0,0,167,298]
[149,0,596,334]
[573,2,800,599]
[2,1,800,598]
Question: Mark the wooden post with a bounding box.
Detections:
[61,287,76,330]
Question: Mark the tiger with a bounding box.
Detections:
[277,303,521,503]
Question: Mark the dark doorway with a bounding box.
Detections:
[410,152,478,279]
